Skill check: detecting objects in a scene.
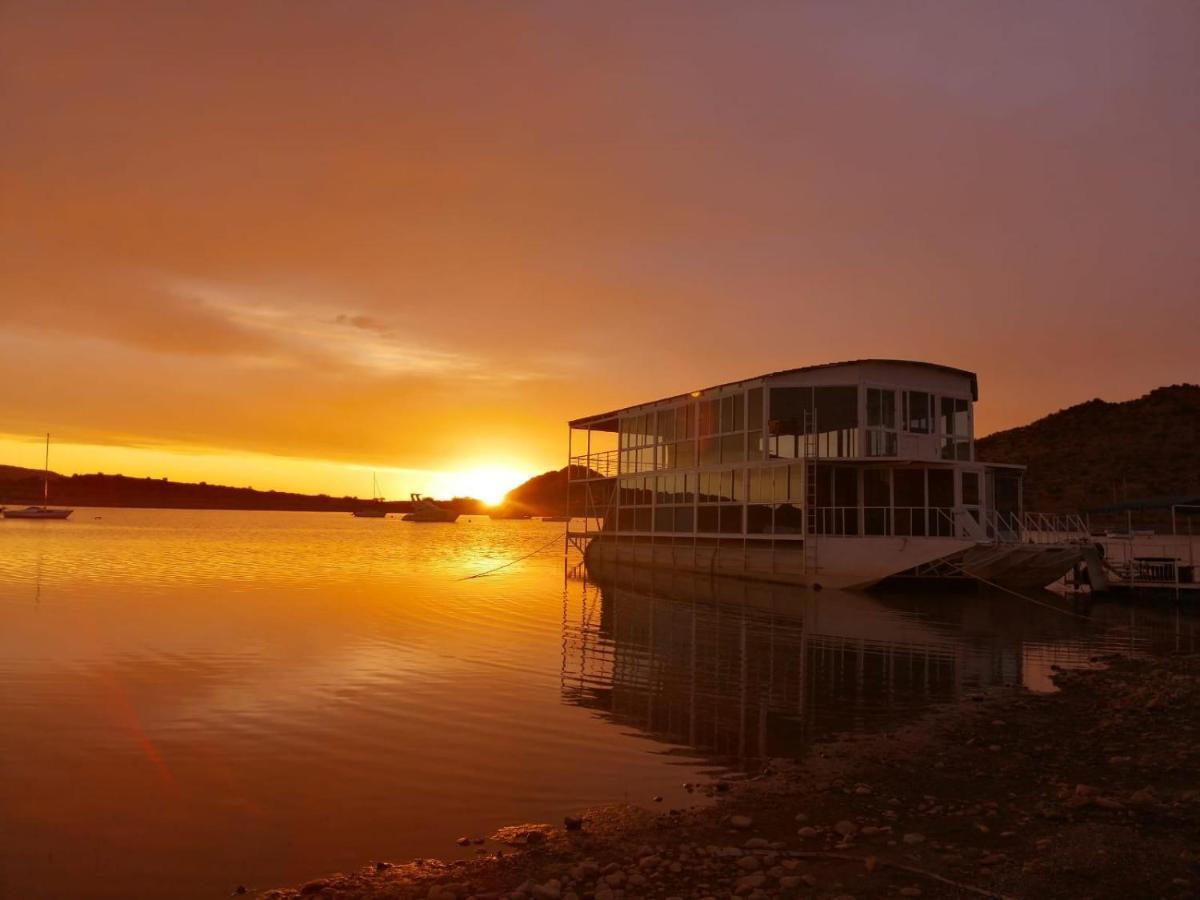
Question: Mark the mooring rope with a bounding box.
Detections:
[458,533,564,581]
[940,558,1108,625]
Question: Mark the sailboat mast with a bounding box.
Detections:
[43,433,50,505]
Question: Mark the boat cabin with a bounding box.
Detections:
[567,359,1025,550]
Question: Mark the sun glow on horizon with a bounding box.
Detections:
[434,464,535,506]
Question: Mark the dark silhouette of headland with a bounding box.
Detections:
[0,467,486,514]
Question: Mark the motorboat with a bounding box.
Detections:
[402,493,459,523]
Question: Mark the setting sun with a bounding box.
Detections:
[437,465,532,506]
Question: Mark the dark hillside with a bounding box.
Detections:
[976,385,1200,513]
[0,468,485,513]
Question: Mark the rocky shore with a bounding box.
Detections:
[260,654,1199,900]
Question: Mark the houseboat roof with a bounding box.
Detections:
[569,359,979,428]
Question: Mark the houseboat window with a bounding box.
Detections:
[866,387,898,457]
[746,503,772,534]
[748,467,772,503]
[940,396,969,436]
[867,388,896,429]
[867,430,897,456]
[767,386,858,459]
[939,396,971,460]
[721,433,744,464]
[961,471,980,506]
[928,468,954,536]
[903,391,932,434]
[748,387,764,430]
[863,468,891,536]
[775,503,804,533]
[893,468,926,536]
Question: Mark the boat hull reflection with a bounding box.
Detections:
[562,559,1099,765]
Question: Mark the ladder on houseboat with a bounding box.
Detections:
[803,410,819,576]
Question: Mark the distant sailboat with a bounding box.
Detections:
[352,473,389,518]
[3,434,73,520]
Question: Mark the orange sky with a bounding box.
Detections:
[2,2,1197,499]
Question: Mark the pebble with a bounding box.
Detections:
[797,826,820,839]
[902,832,926,845]
[730,814,754,829]
[834,820,857,837]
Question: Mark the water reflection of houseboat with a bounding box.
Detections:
[566,360,1090,591]
[560,562,1027,763]
[561,562,1200,764]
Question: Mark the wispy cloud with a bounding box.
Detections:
[172,279,482,376]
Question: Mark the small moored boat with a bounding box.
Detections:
[402,493,459,523]
[3,434,73,521]
[352,473,389,517]
[4,506,73,520]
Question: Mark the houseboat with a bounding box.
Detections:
[566,359,1089,591]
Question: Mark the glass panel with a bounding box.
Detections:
[730,468,745,502]
[813,386,858,432]
[867,388,896,428]
[749,467,771,502]
[676,440,695,467]
[657,408,675,443]
[635,507,652,531]
[720,433,744,464]
[720,395,735,433]
[746,429,763,460]
[867,430,897,457]
[893,468,925,507]
[699,436,719,466]
[774,503,804,533]
[904,391,932,434]
[674,506,694,532]
[833,467,858,506]
[699,399,719,436]
[962,471,980,506]
[769,386,813,424]
[746,504,772,534]
[654,506,674,532]
[863,469,890,506]
[788,463,806,501]
[719,505,742,534]
[928,469,954,506]
[773,467,789,502]
[747,387,763,431]
[940,397,970,436]
[697,505,719,533]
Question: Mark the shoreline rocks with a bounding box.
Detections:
[259,655,1200,900]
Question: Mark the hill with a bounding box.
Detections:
[0,467,486,514]
[499,465,595,516]
[976,384,1200,513]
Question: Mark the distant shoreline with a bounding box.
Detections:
[0,466,487,515]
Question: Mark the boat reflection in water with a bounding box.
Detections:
[561,560,1199,766]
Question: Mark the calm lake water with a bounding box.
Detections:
[1,510,1196,899]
